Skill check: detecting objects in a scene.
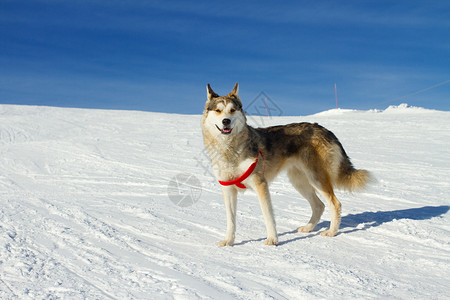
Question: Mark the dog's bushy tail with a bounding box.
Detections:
[336,158,373,192]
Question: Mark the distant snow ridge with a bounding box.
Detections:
[388,103,411,110]
[315,103,436,116]
[312,108,358,116]
[383,103,438,114]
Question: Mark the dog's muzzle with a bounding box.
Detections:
[216,118,232,134]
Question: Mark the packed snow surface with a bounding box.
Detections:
[0,103,449,299]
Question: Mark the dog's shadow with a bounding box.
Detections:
[236,205,450,246]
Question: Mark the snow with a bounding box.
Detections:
[0,103,449,299]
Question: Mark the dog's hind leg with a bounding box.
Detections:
[253,176,278,245]
[298,161,342,237]
[218,186,238,246]
[315,183,341,237]
[287,167,325,233]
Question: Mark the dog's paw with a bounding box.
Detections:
[320,230,337,237]
[297,225,314,233]
[217,239,234,247]
[264,236,278,246]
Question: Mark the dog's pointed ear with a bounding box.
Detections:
[230,82,239,97]
[207,84,219,100]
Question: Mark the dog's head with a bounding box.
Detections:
[202,83,246,138]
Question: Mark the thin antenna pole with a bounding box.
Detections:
[334,83,338,109]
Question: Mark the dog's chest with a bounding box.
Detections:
[212,156,255,182]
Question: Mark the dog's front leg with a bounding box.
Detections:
[218,186,238,247]
[254,177,278,245]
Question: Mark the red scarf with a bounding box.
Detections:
[218,151,263,189]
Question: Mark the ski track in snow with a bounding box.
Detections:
[0,104,449,299]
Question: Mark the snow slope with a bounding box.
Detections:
[0,104,449,299]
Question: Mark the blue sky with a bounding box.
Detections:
[1,0,449,115]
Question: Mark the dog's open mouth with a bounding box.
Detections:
[216,124,233,135]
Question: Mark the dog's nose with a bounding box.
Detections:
[222,118,231,126]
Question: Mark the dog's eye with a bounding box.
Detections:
[230,108,236,113]
[215,109,222,113]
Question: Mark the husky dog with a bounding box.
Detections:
[201,83,371,246]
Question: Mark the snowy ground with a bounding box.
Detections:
[0,103,449,299]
